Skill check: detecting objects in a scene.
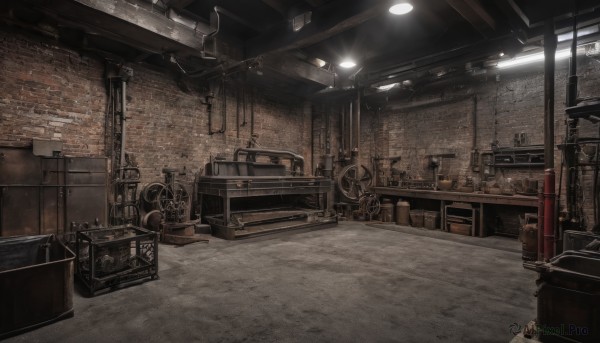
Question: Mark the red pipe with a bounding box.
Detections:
[538,187,544,261]
[544,169,555,260]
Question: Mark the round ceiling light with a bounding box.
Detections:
[389,2,413,15]
[339,59,357,68]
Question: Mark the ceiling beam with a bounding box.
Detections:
[245,0,389,58]
[167,0,195,10]
[31,0,210,55]
[446,0,496,37]
[263,54,335,87]
[494,0,529,29]
[304,0,327,7]
[261,0,287,16]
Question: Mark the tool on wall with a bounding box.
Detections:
[105,61,139,226]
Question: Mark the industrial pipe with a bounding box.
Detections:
[354,90,361,151]
[543,20,556,260]
[120,80,127,179]
[233,148,305,175]
[538,187,545,261]
[565,13,580,227]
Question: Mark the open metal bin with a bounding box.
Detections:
[75,225,158,296]
[525,250,600,343]
[0,234,75,339]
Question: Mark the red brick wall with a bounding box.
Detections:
[0,28,312,188]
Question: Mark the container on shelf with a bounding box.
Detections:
[410,209,424,227]
[395,200,410,226]
[423,211,440,229]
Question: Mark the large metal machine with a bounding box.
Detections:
[196,147,337,239]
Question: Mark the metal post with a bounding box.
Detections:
[565,14,580,228]
[543,20,556,260]
[538,187,545,261]
[120,80,127,179]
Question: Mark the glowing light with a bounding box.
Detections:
[497,48,571,69]
[389,3,413,15]
[339,59,357,68]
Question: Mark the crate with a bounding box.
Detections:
[0,235,74,339]
[449,223,471,236]
[76,225,158,296]
[410,209,424,227]
[423,211,440,229]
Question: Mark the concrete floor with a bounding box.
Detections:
[7,222,536,343]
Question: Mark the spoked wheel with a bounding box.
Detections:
[337,164,373,201]
[359,194,380,217]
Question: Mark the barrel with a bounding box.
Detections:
[379,200,394,222]
[519,223,538,261]
[395,200,410,226]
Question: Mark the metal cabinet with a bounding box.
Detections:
[0,147,107,237]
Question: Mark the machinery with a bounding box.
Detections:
[196,147,337,239]
[140,168,207,245]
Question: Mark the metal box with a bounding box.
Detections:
[526,251,600,343]
[563,230,600,251]
[0,234,74,339]
[76,226,158,296]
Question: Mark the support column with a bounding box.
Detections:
[543,20,557,261]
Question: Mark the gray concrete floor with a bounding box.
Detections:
[7,222,537,343]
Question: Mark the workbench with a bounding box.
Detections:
[371,187,539,237]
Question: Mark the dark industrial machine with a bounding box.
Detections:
[525,248,600,343]
[105,61,139,226]
[197,147,336,239]
[0,234,74,339]
[75,225,158,296]
[140,168,206,245]
[0,144,107,237]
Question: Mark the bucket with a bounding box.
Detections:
[395,200,410,226]
[410,209,424,227]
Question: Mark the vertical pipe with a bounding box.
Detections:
[538,187,545,261]
[348,101,353,154]
[236,86,240,138]
[355,90,361,152]
[543,20,557,260]
[120,80,127,179]
[250,88,255,135]
[566,13,579,227]
[340,105,345,157]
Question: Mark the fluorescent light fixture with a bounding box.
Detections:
[377,83,399,91]
[389,2,413,15]
[557,25,599,42]
[497,48,572,69]
[339,59,357,68]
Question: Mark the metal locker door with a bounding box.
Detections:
[0,186,40,237]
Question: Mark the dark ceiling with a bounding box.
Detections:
[2,0,600,100]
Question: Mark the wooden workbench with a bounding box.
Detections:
[371,187,538,237]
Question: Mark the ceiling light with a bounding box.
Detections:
[389,2,413,15]
[499,52,505,57]
[339,59,357,68]
[497,48,572,69]
[376,83,399,91]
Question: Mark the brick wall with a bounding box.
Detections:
[0,28,312,191]
[363,56,600,231]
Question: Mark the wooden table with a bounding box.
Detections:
[371,187,538,236]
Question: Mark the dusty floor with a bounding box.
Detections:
[7,222,536,343]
